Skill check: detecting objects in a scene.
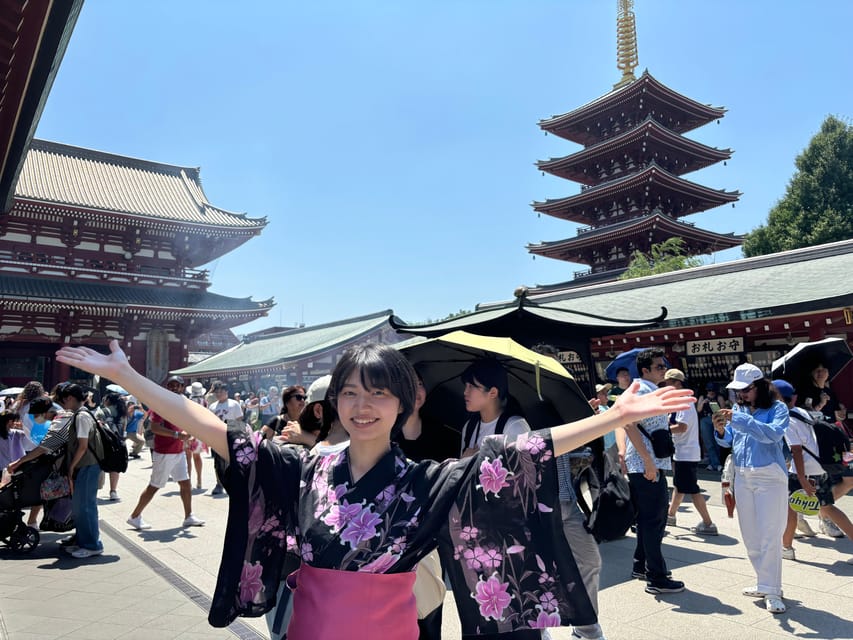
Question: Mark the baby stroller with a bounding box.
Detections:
[0,451,64,552]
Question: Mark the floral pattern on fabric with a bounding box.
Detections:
[208,425,595,635]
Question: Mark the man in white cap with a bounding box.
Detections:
[663,368,717,536]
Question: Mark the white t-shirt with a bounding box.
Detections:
[208,399,244,427]
[784,407,824,476]
[672,405,701,462]
[462,414,530,454]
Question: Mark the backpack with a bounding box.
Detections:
[575,453,636,543]
[794,411,851,475]
[462,412,512,450]
[80,407,129,473]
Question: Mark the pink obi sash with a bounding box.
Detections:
[286,564,418,640]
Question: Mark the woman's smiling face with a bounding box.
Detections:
[335,370,402,442]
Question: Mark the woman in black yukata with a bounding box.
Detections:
[56,340,694,640]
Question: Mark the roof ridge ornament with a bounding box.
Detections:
[614,0,639,89]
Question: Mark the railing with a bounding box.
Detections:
[0,249,210,285]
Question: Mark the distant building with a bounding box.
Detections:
[0,140,273,388]
[528,1,741,285]
[172,310,400,392]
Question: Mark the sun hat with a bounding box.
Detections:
[189,381,206,397]
[306,375,332,404]
[726,363,763,390]
[664,368,686,382]
[595,383,612,394]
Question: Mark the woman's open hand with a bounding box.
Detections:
[612,381,695,423]
[56,340,131,382]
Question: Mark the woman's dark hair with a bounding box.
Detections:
[57,383,86,402]
[103,392,127,422]
[461,358,508,401]
[28,397,53,416]
[281,385,306,409]
[747,378,775,410]
[0,411,18,439]
[300,399,338,443]
[328,343,415,439]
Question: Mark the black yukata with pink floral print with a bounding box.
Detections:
[209,426,596,635]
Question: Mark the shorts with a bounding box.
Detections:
[149,452,189,488]
[788,473,835,507]
[185,438,204,455]
[672,461,701,494]
[827,463,853,488]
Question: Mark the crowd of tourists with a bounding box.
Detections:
[1,343,851,638]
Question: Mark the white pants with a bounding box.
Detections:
[733,464,787,597]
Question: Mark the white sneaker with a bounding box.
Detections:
[765,595,786,614]
[795,515,817,538]
[127,515,152,530]
[819,517,844,538]
[109,491,119,501]
[71,547,104,559]
[781,546,796,560]
[182,513,205,527]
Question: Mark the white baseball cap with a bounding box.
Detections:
[726,363,763,390]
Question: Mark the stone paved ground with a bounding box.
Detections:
[1,453,851,639]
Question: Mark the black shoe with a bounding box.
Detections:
[645,578,685,594]
[632,569,672,580]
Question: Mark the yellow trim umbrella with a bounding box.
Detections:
[397,330,593,431]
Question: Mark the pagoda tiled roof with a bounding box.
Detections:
[527,214,743,262]
[0,274,273,314]
[171,310,394,376]
[13,140,267,229]
[532,162,740,223]
[537,117,732,185]
[539,71,726,146]
[506,239,853,328]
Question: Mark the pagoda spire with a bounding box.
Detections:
[614,0,639,88]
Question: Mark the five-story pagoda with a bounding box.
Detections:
[528,0,742,283]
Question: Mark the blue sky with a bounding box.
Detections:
[35,1,853,334]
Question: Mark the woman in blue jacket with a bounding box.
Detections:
[714,363,789,614]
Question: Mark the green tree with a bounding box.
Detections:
[618,237,702,280]
[743,115,853,257]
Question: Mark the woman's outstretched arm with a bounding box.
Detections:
[56,340,230,460]
[551,381,694,457]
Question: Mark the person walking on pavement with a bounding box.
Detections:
[664,369,718,536]
[617,349,685,594]
[126,375,205,531]
[207,381,245,495]
[696,383,726,471]
[9,384,105,557]
[714,364,789,614]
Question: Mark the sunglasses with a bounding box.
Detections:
[738,385,755,394]
[290,394,307,401]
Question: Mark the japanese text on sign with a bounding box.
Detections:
[686,337,744,355]
[557,350,583,364]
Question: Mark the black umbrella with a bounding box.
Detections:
[397,331,594,432]
[771,337,853,381]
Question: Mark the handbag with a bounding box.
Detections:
[636,424,675,458]
[40,470,71,501]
